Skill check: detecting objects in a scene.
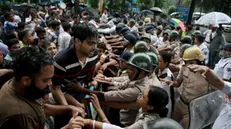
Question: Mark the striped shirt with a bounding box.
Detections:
[52,45,98,89]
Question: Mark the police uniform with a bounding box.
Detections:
[107,75,130,91]
[214,57,231,80]
[104,53,153,126]
[172,66,213,129]
[198,42,209,65]
[104,77,149,126]
[169,41,180,60]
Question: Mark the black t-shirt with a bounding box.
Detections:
[52,45,98,92]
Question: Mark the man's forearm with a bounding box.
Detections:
[50,85,68,105]
[205,70,224,90]
[65,93,84,108]
[100,101,139,110]
[44,104,72,116]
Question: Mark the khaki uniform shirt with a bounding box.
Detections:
[178,66,213,102]
[128,109,160,129]
[104,77,149,126]
[0,80,45,129]
[168,41,180,51]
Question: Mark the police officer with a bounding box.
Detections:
[93,53,152,126]
[187,64,231,129]
[192,30,201,44]
[146,52,161,87]
[164,46,214,129]
[168,30,180,51]
[180,36,192,45]
[158,30,180,54]
[134,41,149,53]
[194,34,209,65]
[214,44,231,82]
[161,29,171,47]
[140,34,152,44]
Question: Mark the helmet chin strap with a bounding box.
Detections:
[134,69,141,80]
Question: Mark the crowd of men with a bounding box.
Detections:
[0,3,230,129]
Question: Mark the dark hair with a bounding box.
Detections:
[62,22,71,32]
[4,30,17,41]
[4,12,11,20]
[17,22,25,31]
[35,27,46,35]
[159,51,172,67]
[71,23,98,42]
[5,38,19,48]
[12,46,53,80]
[60,17,68,23]
[148,86,169,117]
[97,43,106,50]
[39,39,52,49]
[195,59,205,66]
[18,29,30,41]
[50,20,60,29]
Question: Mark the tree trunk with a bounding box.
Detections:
[177,0,182,5]
[187,0,196,24]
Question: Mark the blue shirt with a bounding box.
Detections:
[3,21,16,33]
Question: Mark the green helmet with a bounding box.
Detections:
[193,30,201,36]
[180,44,192,52]
[181,36,192,44]
[140,34,151,43]
[163,29,171,36]
[129,20,136,25]
[146,52,159,67]
[134,41,149,53]
[170,30,179,39]
[127,53,152,72]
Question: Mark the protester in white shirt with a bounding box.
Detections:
[58,22,71,50]
[194,34,209,65]
[203,24,218,47]
[128,20,138,33]
[100,10,108,23]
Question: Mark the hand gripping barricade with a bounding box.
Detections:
[84,86,98,120]
[188,90,226,129]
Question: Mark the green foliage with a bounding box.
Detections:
[87,0,99,9]
[196,0,231,15]
[137,0,168,11]
[154,0,168,8]
[137,0,154,10]
[168,5,176,15]
[183,0,191,6]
